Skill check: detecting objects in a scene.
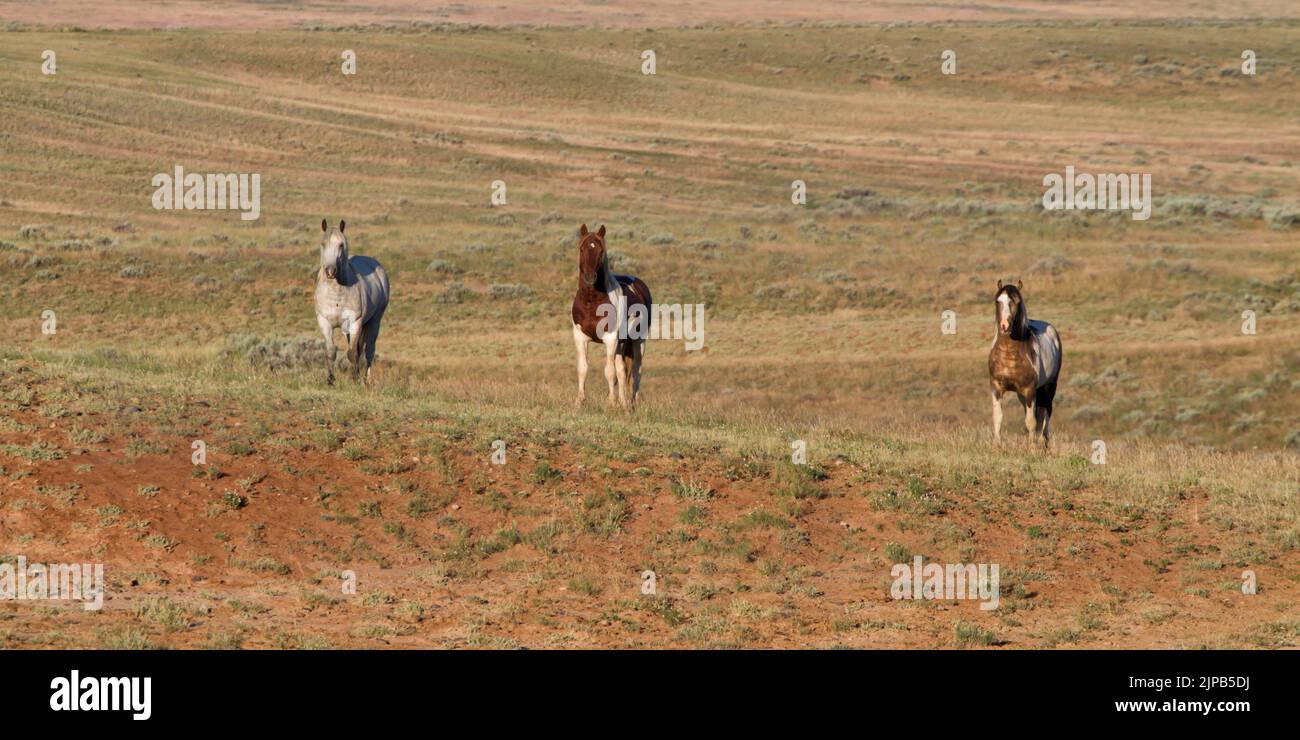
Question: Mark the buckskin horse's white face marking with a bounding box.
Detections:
[997,293,1012,332]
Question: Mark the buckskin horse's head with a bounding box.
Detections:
[995,279,1026,335]
[320,218,349,283]
[577,223,607,289]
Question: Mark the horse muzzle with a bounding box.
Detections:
[324,266,337,280]
[581,273,597,288]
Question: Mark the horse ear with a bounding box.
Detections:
[321,218,328,233]
[1016,279,1023,290]
[997,279,1003,289]
[579,224,588,237]
[339,220,346,234]
[597,225,606,238]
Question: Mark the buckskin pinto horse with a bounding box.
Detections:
[571,224,652,409]
[314,219,390,386]
[988,280,1062,449]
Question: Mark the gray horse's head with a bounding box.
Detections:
[319,219,349,283]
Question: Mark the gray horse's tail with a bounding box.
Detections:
[1035,378,1057,413]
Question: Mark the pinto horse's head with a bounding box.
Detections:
[577,224,607,289]
[320,219,348,283]
[995,279,1026,335]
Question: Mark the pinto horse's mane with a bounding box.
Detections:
[996,284,1030,341]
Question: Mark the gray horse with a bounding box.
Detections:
[314,219,389,386]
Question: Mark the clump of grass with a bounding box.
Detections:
[233,557,290,575]
[192,465,224,480]
[95,503,124,527]
[68,427,107,445]
[98,626,155,650]
[567,576,603,597]
[487,283,532,299]
[425,258,462,274]
[884,541,911,563]
[143,534,175,551]
[308,429,344,452]
[774,462,828,500]
[636,595,686,626]
[1,441,63,461]
[740,509,790,530]
[870,477,949,515]
[203,630,245,649]
[437,281,475,304]
[578,490,629,537]
[953,620,998,647]
[679,505,707,525]
[135,597,192,632]
[531,461,561,483]
[671,477,713,501]
[228,599,270,615]
[224,334,322,372]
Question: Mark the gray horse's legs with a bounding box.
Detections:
[361,317,381,387]
[317,314,336,385]
[345,321,364,383]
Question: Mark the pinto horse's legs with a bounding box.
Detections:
[572,324,589,407]
[630,339,645,404]
[614,353,630,409]
[598,331,618,405]
[317,314,337,385]
[990,387,1004,445]
[602,335,619,407]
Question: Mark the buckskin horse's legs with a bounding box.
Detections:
[572,324,589,407]
[990,386,1003,445]
[1023,396,1038,449]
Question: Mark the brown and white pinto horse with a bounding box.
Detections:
[988,280,1062,449]
[572,224,652,409]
